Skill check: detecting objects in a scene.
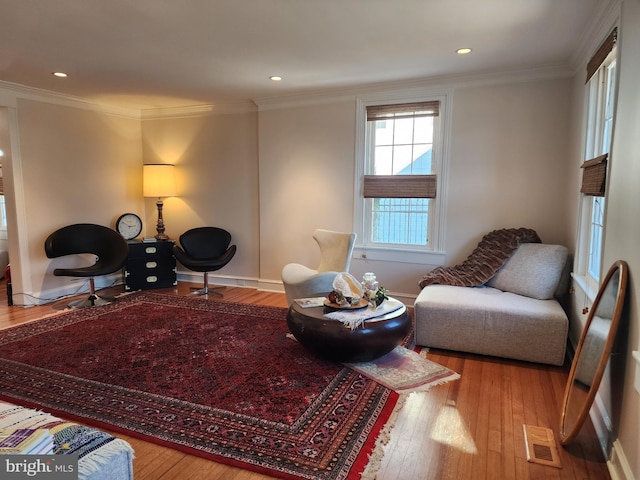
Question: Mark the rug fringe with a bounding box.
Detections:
[360,394,408,480]
[402,372,461,393]
[77,439,135,476]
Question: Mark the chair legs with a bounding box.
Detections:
[190,272,225,297]
[68,278,116,308]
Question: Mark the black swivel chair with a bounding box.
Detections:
[44,223,129,308]
[173,227,236,296]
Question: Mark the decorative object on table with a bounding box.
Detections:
[143,164,177,241]
[324,297,369,309]
[326,271,365,307]
[362,273,389,307]
[362,272,389,308]
[324,297,404,330]
[345,346,460,393]
[362,272,378,291]
[294,297,326,308]
[0,292,400,480]
[115,212,143,241]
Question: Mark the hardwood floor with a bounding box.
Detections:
[0,279,610,479]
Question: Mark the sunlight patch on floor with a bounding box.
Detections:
[430,401,477,454]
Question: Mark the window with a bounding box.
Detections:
[576,29,617,297]
[354,93,449,262]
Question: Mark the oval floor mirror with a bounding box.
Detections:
[559,260,628,445]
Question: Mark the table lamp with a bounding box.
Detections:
[143,164,176,241]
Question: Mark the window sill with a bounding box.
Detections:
[353,245,445,265]
[571,272,598,303]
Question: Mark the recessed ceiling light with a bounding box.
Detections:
[53,72,68,78]
[269,76,282,81]
[456,48,472,55]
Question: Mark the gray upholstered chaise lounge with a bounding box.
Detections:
[414,233,570,366]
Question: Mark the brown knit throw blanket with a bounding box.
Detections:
[418,228,541,289]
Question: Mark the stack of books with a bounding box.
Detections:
[0,428,55,454]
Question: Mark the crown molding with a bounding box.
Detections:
[569,0,621,75]
[0,61,579,118]
[253,63,573,111]
[0,80,141,118]
[140,101,257,120]
[0,79,258,120]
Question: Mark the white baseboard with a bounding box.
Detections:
[176,270,416,305]
[583,382,636,480]
[590,393,612,454]
[21,273,123,306]
[607,440,635,480]
[30,271,417,307]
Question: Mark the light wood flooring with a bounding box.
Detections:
[0,279,610,480]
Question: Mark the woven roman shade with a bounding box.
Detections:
[365,101,440,199]
[363,175,436,198]
[367,101,439,121]
[580,154,608,196]
[586,27,617,83]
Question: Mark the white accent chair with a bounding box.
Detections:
[282,229,357,305]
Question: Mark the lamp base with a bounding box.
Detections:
[154,198,170,241]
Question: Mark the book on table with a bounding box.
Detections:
[294,297,326,308]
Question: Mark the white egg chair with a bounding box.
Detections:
[281,229,356,305]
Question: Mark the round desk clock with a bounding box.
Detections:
[116,213,143,240]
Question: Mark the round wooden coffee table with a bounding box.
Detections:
[286,298,411,363]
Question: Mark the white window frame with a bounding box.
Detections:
[353,88,452,265]
[575,49,617,300]
[0,160,6,240]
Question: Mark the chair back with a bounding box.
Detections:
[314,229,356,273]
[179,227,232,260]
[44,223,129,275]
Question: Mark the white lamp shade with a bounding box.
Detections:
[143,164,176,197]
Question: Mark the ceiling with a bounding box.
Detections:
[0,0,603,110]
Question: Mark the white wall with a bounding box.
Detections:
[257,101,357,290]
[257,77,573,298]
[446,79,573,264]
[15,99,143,303]
[141,110,259,282]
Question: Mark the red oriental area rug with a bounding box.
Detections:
[0,292,403,480]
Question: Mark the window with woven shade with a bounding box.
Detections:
[580,154,608,197]
[577,27,617,290]
[360,100,442,248]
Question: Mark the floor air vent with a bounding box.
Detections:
[523,424,562,468]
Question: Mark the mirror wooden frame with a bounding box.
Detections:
[559,260,628,445]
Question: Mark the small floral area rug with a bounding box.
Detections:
[345,346,460,393]
[0,292,403,480]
